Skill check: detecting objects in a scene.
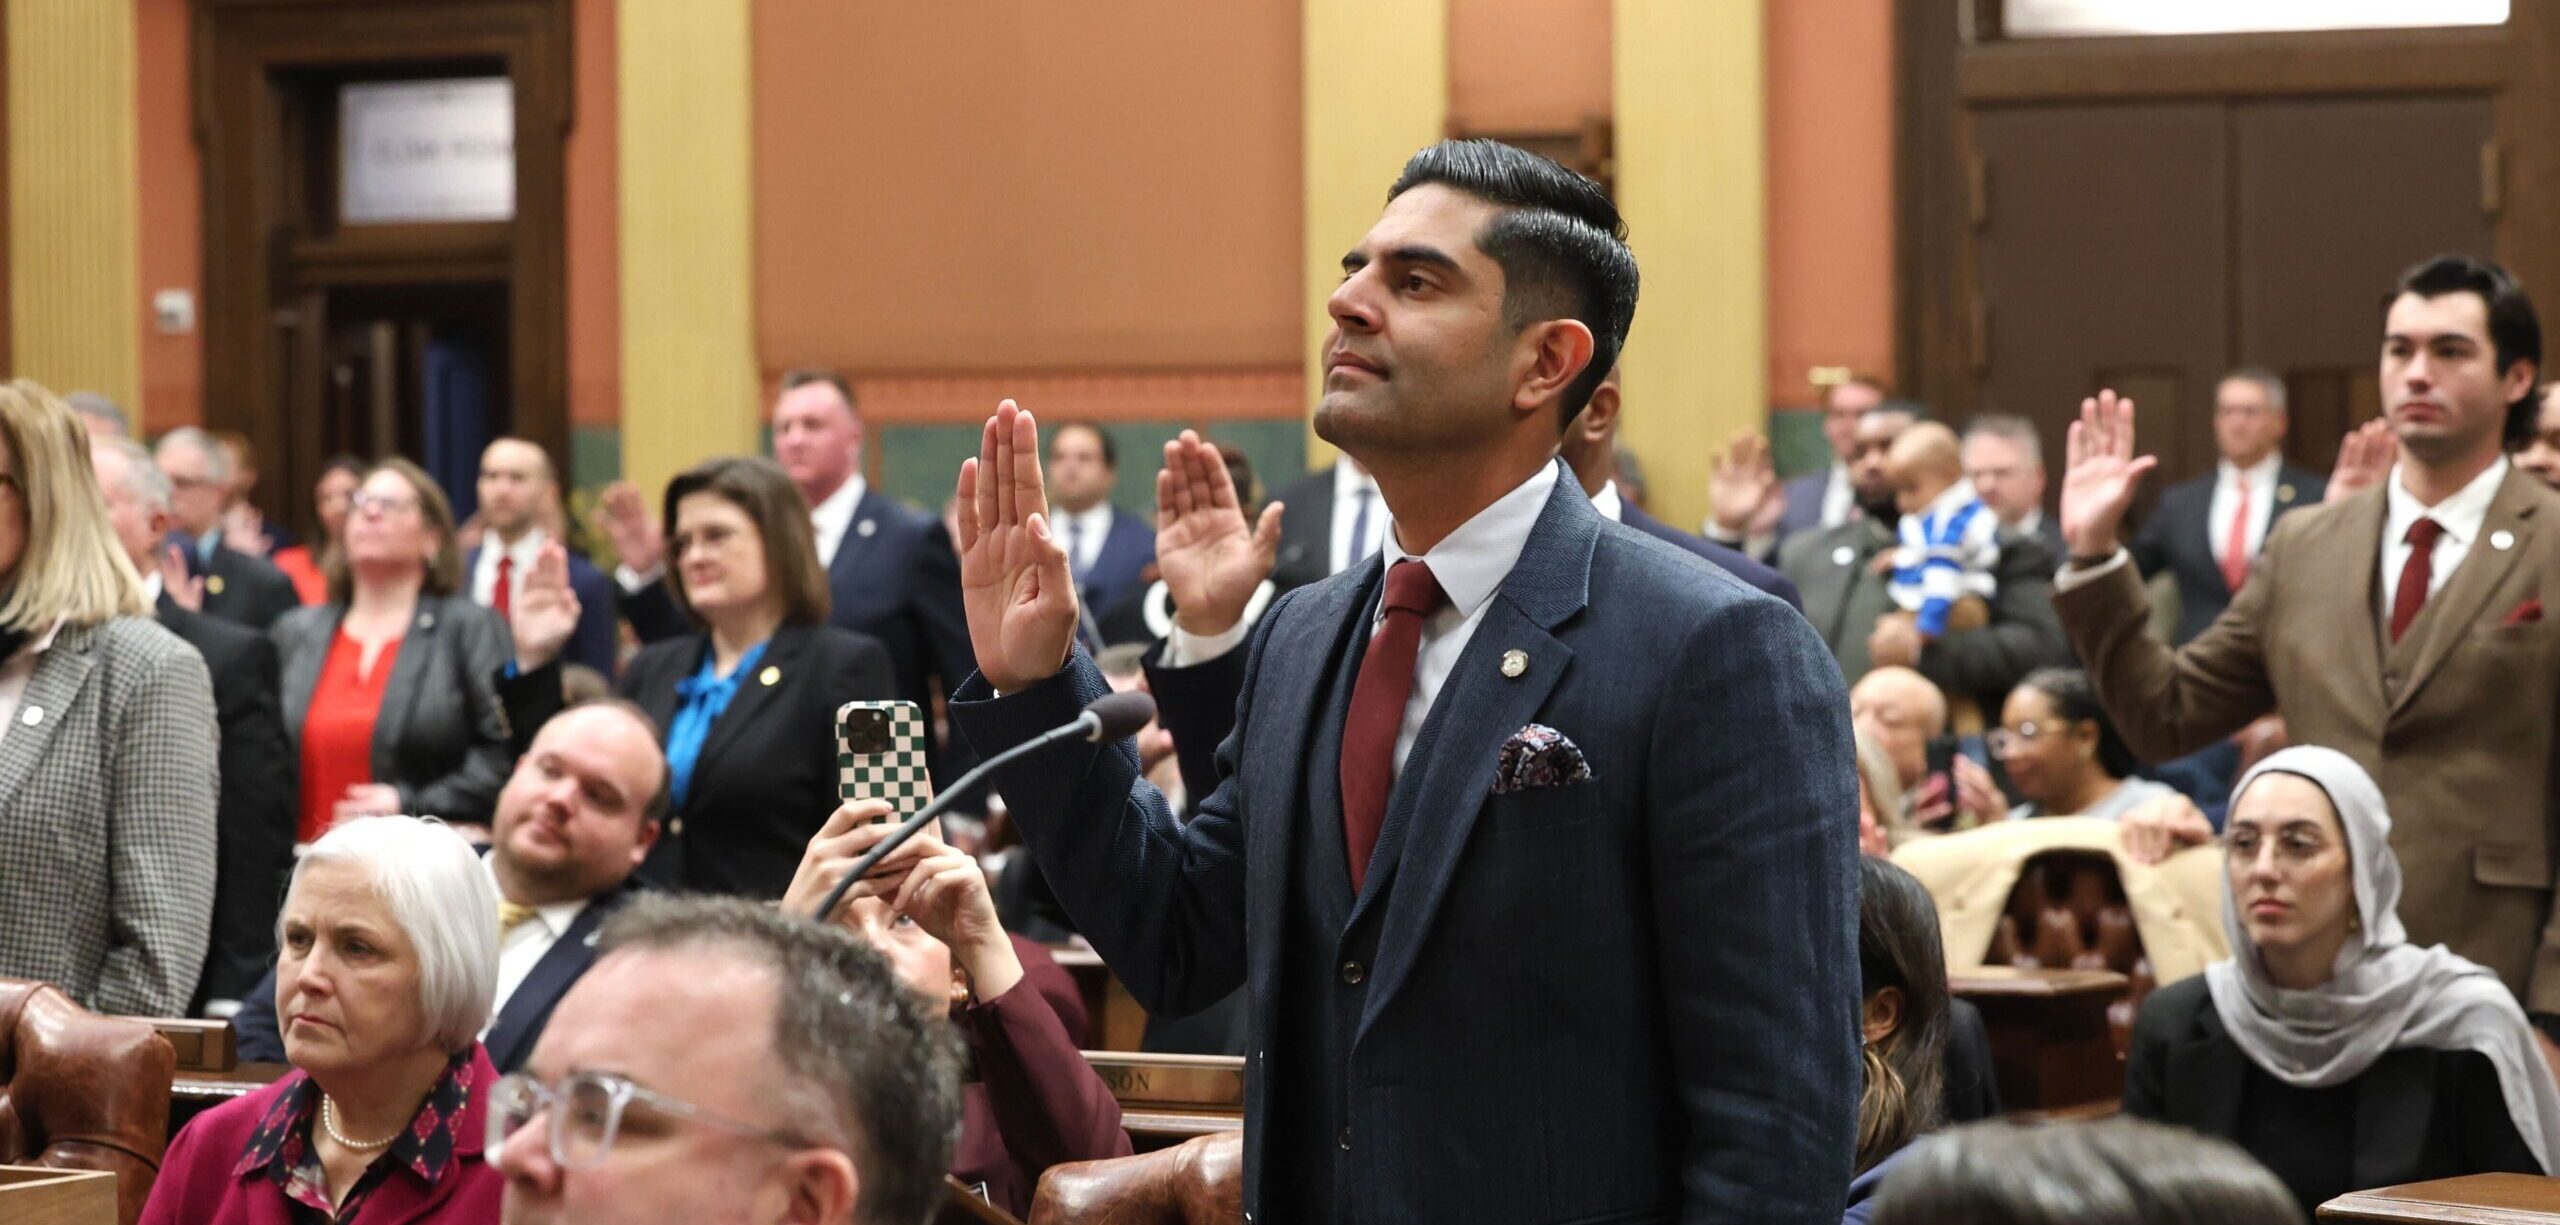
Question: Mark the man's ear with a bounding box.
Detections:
[1514,320,1597,420]
[769,1148,860,1225]
[1578,376,1622,446]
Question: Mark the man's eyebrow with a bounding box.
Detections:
[1340,245,1464,275]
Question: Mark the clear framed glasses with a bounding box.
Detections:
[349,490,420,517]
[1983,720,2051,757]
[487,1070,804,1169]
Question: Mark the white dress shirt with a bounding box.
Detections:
[1591,479,1625,523]
[487,859,589,1036]
[1818,463,1855,530]
[472,526,548,609]
[1169,460,1558,782]
[1055,502,1116,577]
[808,474,868,570]
[1330,462,1387,576]
[141,570,164,606]
[2378,457,2509,631]
[2206,454,2283,571]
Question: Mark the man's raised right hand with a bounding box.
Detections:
[955,401,1080,693]
[2059,389,2157,560]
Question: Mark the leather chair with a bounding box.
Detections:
[1029,1130,1242,1225]
[0,979,175,1225]
[1982,849,2156,1055]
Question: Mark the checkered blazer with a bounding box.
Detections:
[0,616,218,1016]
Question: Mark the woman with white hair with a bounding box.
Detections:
[142,817,504,1223]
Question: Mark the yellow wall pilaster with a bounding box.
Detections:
[618,1,759,497]
[1612,0,1765,535]
[1302,0,1448,467]
[5,0,140,408]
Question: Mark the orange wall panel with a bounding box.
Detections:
[134,0,198,433]
[1448,0,1610,134]
[750,0,1302,397]
[1765,0,1896,406]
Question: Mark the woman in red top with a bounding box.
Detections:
[272,460,512,840]
[271,457,363,608]
[141,816,504,1224]
[785,801,1133,1216]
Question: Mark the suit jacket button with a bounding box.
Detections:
[1337,1125,1352,1151]
[1340,961,1366,985]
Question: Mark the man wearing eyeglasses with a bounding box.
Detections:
[493,895,962,1225]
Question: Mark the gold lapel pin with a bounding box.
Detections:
[1500,649,1528,679]
[2277,484,2296,503]
[759,665,782,686]
[2492,529,2517,551]
[206,575,226,596]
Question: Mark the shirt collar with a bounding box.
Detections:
[2384,457,2510,546]
[141,570,164,606]
[491,525,548,569]
[1590,480,1624,523]
[809,474,867,534]
[1060,502,1114,533]
[2218,453,2283,486]
[1377,460,1560,623]
[235,1052,477,1187]
[484,858,586,936]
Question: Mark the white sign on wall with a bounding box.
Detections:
[340,78,516,225]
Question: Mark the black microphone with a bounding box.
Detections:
[809,689,1158,923]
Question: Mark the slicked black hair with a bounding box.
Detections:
[1388,139,1639,429]
[2389,254,2543,448]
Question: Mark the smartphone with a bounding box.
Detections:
[1918,736,1961,828]
[836,700,931,823]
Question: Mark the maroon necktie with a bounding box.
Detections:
[1339,560,1445,893]
[493,555,513,620]
[2389,517,2445,645]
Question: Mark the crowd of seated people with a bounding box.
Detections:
[15,209,2560,1222]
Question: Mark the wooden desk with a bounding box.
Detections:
[1048,946,1148,1052]
[0,1165,117,1225]
[2321,1173,2560,1221]
[170,1061,289,1133]
[1085,1052,1243,1150]
[1950,966,2129,1118]
[124,1016,236,1072]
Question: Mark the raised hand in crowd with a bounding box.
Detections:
[158,542,204,612]
[955,401,1079,692]
[1155,429,1283,638]
[595,478,664,573]
[783,800,1026,1002]
[1706,429,1782,537]
[219,500,271,557]
[2114,793,2216,866]
[507,541,583,672]
[2058,389,2158,558]
[2325,416,2397,505]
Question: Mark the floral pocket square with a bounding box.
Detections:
[2506,598,2546,627]
[1492,723,1592,794]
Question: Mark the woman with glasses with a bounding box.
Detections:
[1986,667,2185,821]
[273,459,513,839]
[142,816,504,1223]
[0,381,218,1020]
[783,800,1131,1216]
[2122,747,2556,1216]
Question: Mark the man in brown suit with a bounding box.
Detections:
[2053,254,2560,1036]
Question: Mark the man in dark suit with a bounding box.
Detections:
[92,437,296,1015]
[1781,404,2074,716]
[605,370,978,780]
[2129,368,2329,644]
[1703,373,1888,560]
[153,426,300,629]
[1046,419,1155,632]
[1562,365,1803,610]
[936,142,1858,1222]
[1962,414,2070,562]
[236,700,663,1071]
[1270,457,1385,592]
[467,437,618,676]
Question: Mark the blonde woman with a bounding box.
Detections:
[0,379,219,1015]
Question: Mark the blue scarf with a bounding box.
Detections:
[665,638,771,809]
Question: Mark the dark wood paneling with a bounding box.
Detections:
[1958,27,2505,103]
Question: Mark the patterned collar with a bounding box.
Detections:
[234,1051,477,1215]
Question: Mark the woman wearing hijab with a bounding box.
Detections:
[2122,745,2556,1215]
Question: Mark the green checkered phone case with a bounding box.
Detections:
[836,700,931,821]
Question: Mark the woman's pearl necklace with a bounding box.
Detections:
[321,1095,401,1151]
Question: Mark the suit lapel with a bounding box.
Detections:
[0,625,98,816]
[691,624,803,779]
[2392,472,2538,717]
[1798,524,1871,648]
[1244,566,1374,1007]
[485,899,611,1070]
[828,490,886,590]
[1357,477,1595,1040]
[2302,489,2391,708]
[369,603,442,775]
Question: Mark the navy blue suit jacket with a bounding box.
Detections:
[950,466,1861,1223]
[466,544,618,677]
[235,875,643,1073]
[2129,464,2326,644]
[1620,501,1804,612]
[1074,507,1155,632]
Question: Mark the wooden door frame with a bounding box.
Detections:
[193,0,572,536]
[1895,6,2560,429]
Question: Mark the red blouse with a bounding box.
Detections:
[298,630,402,842]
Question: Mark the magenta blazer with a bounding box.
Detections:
[139,1045,504,1225]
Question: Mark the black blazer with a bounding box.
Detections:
[2124,975,2540,1213]
[1620,501,1805,612]
[272,595,515,825]
[159,595,297,1007]
[198,545,302,632]
[236,874,645,1073]
[954,472,1861,1222]
[1269,465,1341,592]
[1075,507,1156,627]
[508,622,895,897]
[2129,465,2326,644]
